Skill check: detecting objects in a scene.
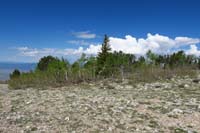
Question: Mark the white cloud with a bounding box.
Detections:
[15,33,200,62]
[67,40,95,46]
[72,31,96,39]
[109,33,200,55]
[16,45,101,59]
[17,47,55,57]
[85,44,101,55]
[186,45,200,56]
[175,37,200,45]
[16,47,29,51]
[22,50,39,57]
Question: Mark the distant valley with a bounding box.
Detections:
[0,62,36,80]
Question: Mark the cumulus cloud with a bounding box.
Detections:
[72,31,96,39]
[175,37,200,45]
[109,33,200,55]
[15,33,200,62]
[84,44,101,55]
[186,45,200,56]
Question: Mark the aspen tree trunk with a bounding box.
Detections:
[65,71,68,81]
[120,66,124,81]
[78,70,81,79]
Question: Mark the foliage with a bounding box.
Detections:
[10,69,21,79]
[37,56,59,71]
[97,34,111,76]
[146,50,158,65]
[84,56,97,80]
[9,71,62,89]
[47,59,68,83]
[130,66,196,84]
[9,57,69,89]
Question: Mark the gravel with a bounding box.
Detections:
[0,76,200,133]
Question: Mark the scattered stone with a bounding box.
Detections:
[64,117,69,121]
[125,85,133,89]
[168,108,184,118]
[155,85,162,88]
[1,75,200,132]
[184,84,190,88]
[193,79,200,83]
[179,84,190,88]
[178,84,185,88]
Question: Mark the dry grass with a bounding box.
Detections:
[8,65,198,89]
[129,66,197,84]
[8,71,66,89]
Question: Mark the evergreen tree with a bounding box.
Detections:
[10,69,21,79]
[169,51,186,67]
[97,35,111,75]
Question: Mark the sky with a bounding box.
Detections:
[0,0,200,62]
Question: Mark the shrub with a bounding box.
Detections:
[37,56,59,71]
[9,57,69,89]
[10,69,21,79]
[47,59,67,83]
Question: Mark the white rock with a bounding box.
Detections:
[125,85,133,89]
[184,84,189,88]
[26,101,31,104]
[108,127,113,131]
[36,112,40,115]
[168,108,183,116]
[6,116,10,120]
[26,126,30,129]
[65,117,69,121]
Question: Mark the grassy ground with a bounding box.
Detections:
[0,76,200,132]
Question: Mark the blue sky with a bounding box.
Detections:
[0,0,200,62]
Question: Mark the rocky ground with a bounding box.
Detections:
[0,76,200,133]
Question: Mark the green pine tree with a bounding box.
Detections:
[97,34,111,76]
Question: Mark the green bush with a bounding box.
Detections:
[9,57,68,89]
[37,55,60,71]
[10,69,21,79]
